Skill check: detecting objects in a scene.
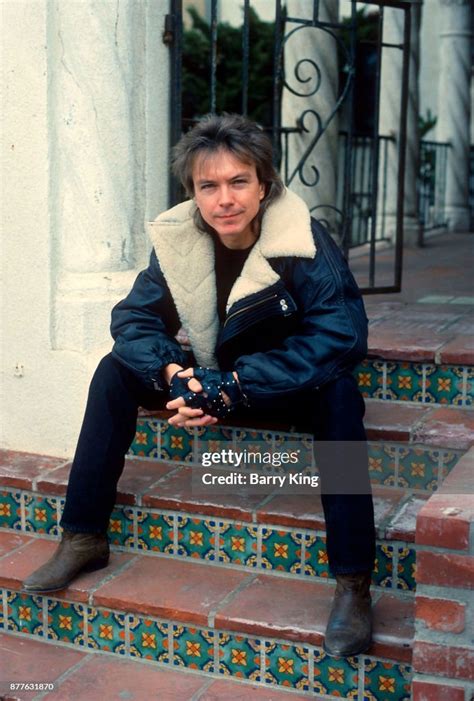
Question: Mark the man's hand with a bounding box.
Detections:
[166,367,218,427]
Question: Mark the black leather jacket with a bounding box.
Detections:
[111,216,368,407]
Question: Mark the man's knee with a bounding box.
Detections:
[92,353,127,387]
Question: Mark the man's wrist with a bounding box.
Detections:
[163,363,184,386]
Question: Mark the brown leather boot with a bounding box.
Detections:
[23,531,109,593]
[323,571,372,657]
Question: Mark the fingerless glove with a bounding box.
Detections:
[169,368,244,418]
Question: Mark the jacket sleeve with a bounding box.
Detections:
[233,225,368,405]
[110,249,187,388]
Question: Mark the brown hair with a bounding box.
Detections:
[171,113,284,233]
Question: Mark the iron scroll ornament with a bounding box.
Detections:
[281,19,355,237]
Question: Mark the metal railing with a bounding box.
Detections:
[337,132,394,249]
[418,140,450,235]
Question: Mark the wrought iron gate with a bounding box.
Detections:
[163,0,411,293]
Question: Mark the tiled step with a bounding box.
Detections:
[355,310,474,405]
[0,450,433,592]
[354,358,473,406]
[0,632,319,701]
[132,400,471,488]
[0,532,413,699]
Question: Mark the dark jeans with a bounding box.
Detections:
[61,354,375,575]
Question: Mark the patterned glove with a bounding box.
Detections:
[169,368,244,418]
[193,367,244,417]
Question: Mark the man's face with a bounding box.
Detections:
[192,148,265,249]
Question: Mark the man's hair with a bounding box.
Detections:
[171,113,284,233]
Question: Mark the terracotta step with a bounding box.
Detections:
[0,532,414,698]
[353,304,474,405]
[0,632,316,701]
[137,399,474,446]
[130,402,470,499]
[0,450,427,591]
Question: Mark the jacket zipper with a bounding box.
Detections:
[224,293,279,328]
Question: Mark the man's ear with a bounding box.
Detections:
[259,183,265,200]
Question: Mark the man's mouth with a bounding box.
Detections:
[217,212,243,220]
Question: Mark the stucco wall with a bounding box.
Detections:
[1,0,170,457]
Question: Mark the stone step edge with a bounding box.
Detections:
[0,536,414,665]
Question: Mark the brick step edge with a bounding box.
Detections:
[0,535,414,697]
[135,402,474,456]
[0,476,421,592]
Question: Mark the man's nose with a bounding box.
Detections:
[218,185,234,206]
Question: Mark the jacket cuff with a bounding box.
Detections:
[149,352,187,391]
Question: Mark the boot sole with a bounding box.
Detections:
[322,638,372,658]
[22,556,110,594]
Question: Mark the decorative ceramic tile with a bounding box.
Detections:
[368,444,397,487]
[160,424,194,462]
[303,534,330,578]
[313,648,358,697]
[7,590,43,636]
[354,360,384,399]
[195,425,233,463]
[252,429,280,445]
[108,506,134,547]
[297,435,315,470]
[264,642,310,690]
[439,450,462,483]
[218,523,258,567]
[136,511,174,553]
[24,494,59,535]
[424,364,464,405]
[395,545,417,590]
[273,431,297,451]
[129,615,169,662]
[0,490,22,530]
[373,543,394,588]
[465,367,474,406]
[87,607,126,654]
[47,599,85,644]
[261,528,303,574]
[385,362,423,402]
[218,633,262,680]
[364,659,412,701]
[172,625,215,671]
[128,418,159,458]
[398,446,439,491]
[176,516,218,560]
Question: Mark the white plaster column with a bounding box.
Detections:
[282,0,340,233]
[378,2,422,246]
[436,0,472,232]
[49,1,157,352]
[1,0,171,456]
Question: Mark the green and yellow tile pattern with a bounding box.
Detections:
[1,585,413,698]
[354,359,471,406]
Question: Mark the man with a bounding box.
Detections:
[24,114,375,657]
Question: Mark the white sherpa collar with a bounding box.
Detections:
[146,188,315,368]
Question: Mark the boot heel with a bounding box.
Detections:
[84,556,109,573]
